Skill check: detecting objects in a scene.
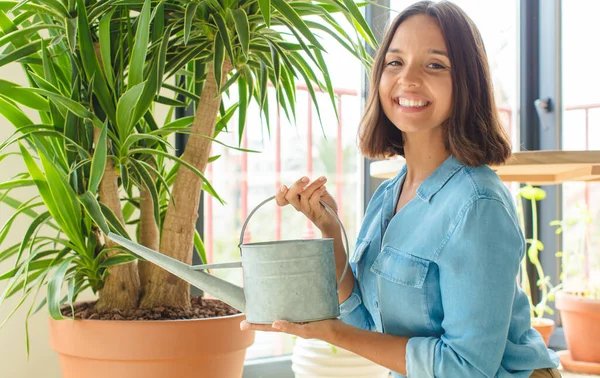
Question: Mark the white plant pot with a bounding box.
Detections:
[291,338,390,378]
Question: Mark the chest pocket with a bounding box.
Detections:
[370,246,430,289]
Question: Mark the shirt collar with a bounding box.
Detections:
[385,155,465,203]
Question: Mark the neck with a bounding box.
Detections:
[401,128,450,186]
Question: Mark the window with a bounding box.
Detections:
[561,0,600,294]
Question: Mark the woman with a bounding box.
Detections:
[241,1,561,377]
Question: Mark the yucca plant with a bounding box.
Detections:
[0,0,375,347]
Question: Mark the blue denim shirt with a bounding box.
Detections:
[339,156,559,378]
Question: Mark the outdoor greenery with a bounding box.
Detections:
[516,185,562,319]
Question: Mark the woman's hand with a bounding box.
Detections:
[277,176,339,235]
[240,318,345,344]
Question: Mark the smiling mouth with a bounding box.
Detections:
[395,97,431,108]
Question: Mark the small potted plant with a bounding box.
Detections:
[516,185,562,346]
[552,202,600,370]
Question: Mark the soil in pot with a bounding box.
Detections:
[60,296,240,320]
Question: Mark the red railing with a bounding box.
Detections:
[205,85,358,264]
[204,95,599,265]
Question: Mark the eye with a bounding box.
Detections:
[427,62,447,69]
[386,60,402,67]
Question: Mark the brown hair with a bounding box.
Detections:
[359,1,512,167]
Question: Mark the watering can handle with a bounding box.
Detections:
[238,195,350,288]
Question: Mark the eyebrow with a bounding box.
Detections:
[386,48,448,57]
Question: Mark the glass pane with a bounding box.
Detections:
[561,0,600,295]
[204,22,365,359]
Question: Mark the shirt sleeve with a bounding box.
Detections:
[406,198,523,378]
[339,277,376,331]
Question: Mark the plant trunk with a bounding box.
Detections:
[140,62,232,309]
[138,162,160,297]
[92,41,141,311]
[96,157,142,311]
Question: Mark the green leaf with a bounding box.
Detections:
[0,95,33,128]
[116,81,146,139]
[0,178,34,190]
[76,0,116,125]
[0,199,45,247]
[78,191,110,235]
[238,76,248,145]
[38,151,85,250]
[66,17,77,52]
[0,24,58,51]
[13,211,51,270]
[151,1,165,43]
[518,185,546,201]
[211,12,234,62]
[268,41,281,86]
[98,8,116,88]
[0,39,45,68]
[340,0,377,48]
[27,88,103,128]
[193,229,207,265]
[129,159,160,226]
[88,123,107,194]
[130,148,224,204]
[154,95,186,107]
[231,9,249,57]
[99,203,129,238]
[213,31,225,89]
[155,24,172,97]
[18,144,72,240]
[526,239,545,251]
[527,245,540,265]
[47,257,74,320]
[184,1,200,45]
[162,82,201,102]
[128,0,151,89]
[270,0,323,51]
[0,81,49,111]
[100,253,137,268]
[258,0,271,27]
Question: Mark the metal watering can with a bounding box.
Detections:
[106,196,349,324]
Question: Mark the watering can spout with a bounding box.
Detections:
[106,232,246,312]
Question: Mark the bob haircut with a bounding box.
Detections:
[359,0,512,167]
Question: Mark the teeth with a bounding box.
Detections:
[397,98,428,107]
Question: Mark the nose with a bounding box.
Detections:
[396,63,421,88]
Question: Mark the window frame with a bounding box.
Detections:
[176,0,568,375]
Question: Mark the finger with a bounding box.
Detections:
[272,320,306,338]
[299,177,327,213]
[285,177,309,211]
[275,185,289,206]
[309,185,327,219]
[240,321,281,333]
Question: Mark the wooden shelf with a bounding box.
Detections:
[370,150,600,184]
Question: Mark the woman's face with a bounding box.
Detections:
[378,14,453,135]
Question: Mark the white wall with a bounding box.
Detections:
[0,64,64,377]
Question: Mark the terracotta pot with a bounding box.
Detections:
[556,291,600,363]
[531,318,554,346]
[49,310,254,378]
